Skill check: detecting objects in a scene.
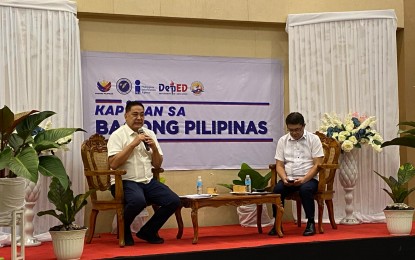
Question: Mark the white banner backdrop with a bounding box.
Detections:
[82,51,284,170]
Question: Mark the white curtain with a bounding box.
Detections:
[0,0,84,236]
[286,9,400,223]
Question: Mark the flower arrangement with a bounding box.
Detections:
[319,112,383,153]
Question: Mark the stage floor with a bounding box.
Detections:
[1,222,415,259]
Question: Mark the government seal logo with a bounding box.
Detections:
[191,81,204,96]
[116,78,132,95]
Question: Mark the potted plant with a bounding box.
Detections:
[381,121,415,148]
[37,176,94,260]
[0,105,84,185]
[374,163,415,235]
[217,162,272,192]
[379,121,415,235]
[218,163,273,227]
[0,105,84,229]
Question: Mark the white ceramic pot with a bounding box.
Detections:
[50,228,87,260]
[0,177,26,225]
[384,209,415,236]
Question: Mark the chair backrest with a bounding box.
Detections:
[81,133,116,202]
[80,133,163,203]
[314,131,341,193]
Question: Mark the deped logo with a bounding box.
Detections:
[159,80,188,94]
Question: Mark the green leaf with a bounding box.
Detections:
[237,163,271,190]
[217,183,233,190]
[218,163,272,191]
[33,128,85,150]
[381,121,415,149]
[15,111,56,140]
[0,105,14,136]
[7,133,28,152]
[38,156,69,190]
[397,163,415,184]
[397,121,415,127]
[45,177,75,225]
[36,209,62,219]
[8,146,39,183]
[33,140,61,152]
[73,190,94,216]
[37,176,93,227]
[0,147,12,170]
[381,136,415,148]
[374,162,415,203]
[0,106,37,141]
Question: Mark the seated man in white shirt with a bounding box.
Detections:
[268,112,324,236]
[107,101,181,246]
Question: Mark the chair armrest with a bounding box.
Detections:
[84,169,126,177]
[113,175,124,199]
[317,163,339,170]
[152,167,164,182]
[268,164,277,191]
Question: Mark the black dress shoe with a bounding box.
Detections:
[136,231,164,244]
[303,222,316,236]
[268,226,283,236]
[124,231,135,246]
[124,239,135,246]
[268,227,277,236]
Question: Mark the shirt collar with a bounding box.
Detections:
[124,124,136,136]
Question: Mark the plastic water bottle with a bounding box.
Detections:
[196,176,203,194]
[245,175,252,193]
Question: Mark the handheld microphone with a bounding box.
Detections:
[137,128,150,151]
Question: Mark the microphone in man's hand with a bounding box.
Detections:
[137,128,150,151]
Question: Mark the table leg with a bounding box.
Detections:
[256,204,263,233]
[190,207,199,244]
[175,206,184,239]
[274,200,284,238]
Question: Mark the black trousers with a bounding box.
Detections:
[271,179,318,220]
[111,178,181,237]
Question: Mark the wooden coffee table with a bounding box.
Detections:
[176,193,284,244]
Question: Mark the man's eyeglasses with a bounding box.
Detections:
[287,126,304,133]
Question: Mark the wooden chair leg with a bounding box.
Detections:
[87,209,99,244]
[325,199,337,229]
[296,199,302,227]
[317,200,324,234]
[116,209,125,247]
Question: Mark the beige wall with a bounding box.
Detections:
[400,0,415,206]
[76,0,404,27]
[76,0,413,233]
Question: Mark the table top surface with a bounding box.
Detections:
[179,192,280,202]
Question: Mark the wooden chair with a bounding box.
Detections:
[269,131,341,234]
[81,133,181,247]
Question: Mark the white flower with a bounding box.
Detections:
[44,121,53,130]
[320,112,383,153]
[349,136,358,145]
[341,140,354,152]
